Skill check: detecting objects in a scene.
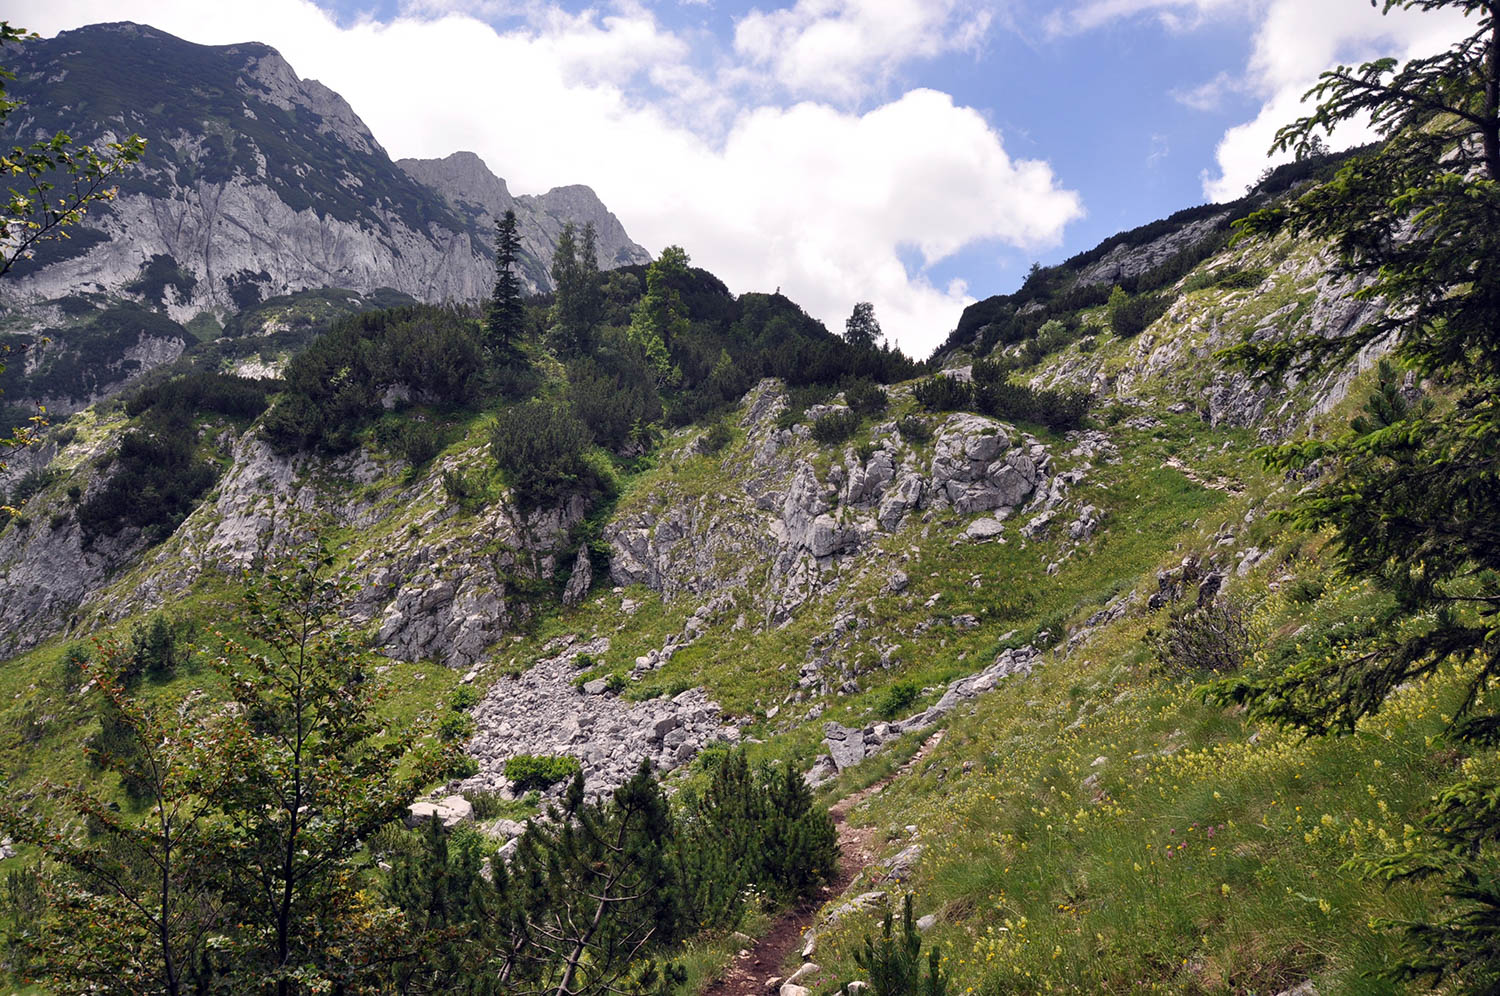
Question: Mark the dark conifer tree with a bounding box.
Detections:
[485,210,525,354]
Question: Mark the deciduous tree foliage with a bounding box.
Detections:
[1209,2,1500,989]
[843,301,881,348]
[1,543,453,996]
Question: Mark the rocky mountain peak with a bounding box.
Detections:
[0,23,649,325]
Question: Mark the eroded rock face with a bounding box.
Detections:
[1,25,648,322]
[925,414,1047,515]
[607,386,1058,627]
[1074,212,1232,289]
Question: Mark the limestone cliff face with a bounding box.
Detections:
[0,23,648,320]
[397,152,653,292]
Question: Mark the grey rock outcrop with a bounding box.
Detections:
[1075,212,1231,289]
[562,548,593,607]
[823,721,867,771]
[926,414,1046,515]
[608,386,1057,627]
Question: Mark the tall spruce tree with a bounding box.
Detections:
[1209,1,1500,989]
[485,210,525,354]
[550,221,602,354]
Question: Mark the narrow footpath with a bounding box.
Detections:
[703,732,945,996]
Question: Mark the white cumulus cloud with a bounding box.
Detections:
[734,0,994,104]
[1049,0,1476,201]
[2,0,1081,356]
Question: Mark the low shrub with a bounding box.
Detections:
[896,416,933,444]
[843,894,949,996]
[505,753,583,792]
[698,420,733,454]
[438,712,476,743]
[875,681,921,720]
[842,379,887,416]
[1109,290,1172,338]
[1153,597,1253,676]
[489,399,600,510]
[912,375,972,413]
[811,409,861,445]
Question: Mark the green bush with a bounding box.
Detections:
[119,614,192,684]
[438,712,475,743]
[912,375,972,412]
[449,686,479,711]
[566,331,662,452]
[699,420,733,454]
[77,423,218,540]
[463,789,513,821]
[1153,597,1252,676]
[842,379,887,416]
[265,305,483,454]
[1108,290,1172,338]
[843,894,948,996]
[488,399,600,510]
[875,680,921,720]
[504,753,582,792]
[678,748,840,929]
[897,416,933,444]
[811,409,861,445]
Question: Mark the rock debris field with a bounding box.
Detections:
[459,636,736,800]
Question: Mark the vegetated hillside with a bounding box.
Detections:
[0,163,1472,994]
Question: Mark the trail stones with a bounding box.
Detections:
[882,843,923,881]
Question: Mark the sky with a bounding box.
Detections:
[2,0,1476,356]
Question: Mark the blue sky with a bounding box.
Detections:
[5,0,1474,355]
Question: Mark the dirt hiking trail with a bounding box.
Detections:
[703,732,945,996]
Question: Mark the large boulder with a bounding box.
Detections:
[824,721,867,771]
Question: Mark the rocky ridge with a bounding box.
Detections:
[606,381,1077,630]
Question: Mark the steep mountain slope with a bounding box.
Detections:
[0,22,647,315]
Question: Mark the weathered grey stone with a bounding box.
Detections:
[562,547,593,606]
[965,518,1006,541]
[823,722,867,770]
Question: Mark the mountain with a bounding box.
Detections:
[397,151,651,288]
[0,84,1478,991]
[0,22,649,321]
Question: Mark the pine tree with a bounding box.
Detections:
[550,222,602,355]
[485,210,525,355]
[1208,2,1500,989]
[509,762,684,996]
[844,894,948,996]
